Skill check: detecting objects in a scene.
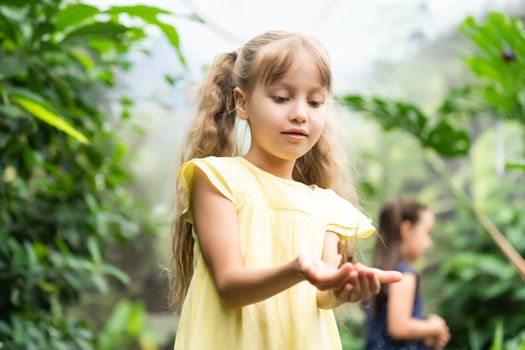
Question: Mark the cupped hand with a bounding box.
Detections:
[332,264,403,303]
[296,253,354,291]
[297,254,404,304]
[427,314,450,349]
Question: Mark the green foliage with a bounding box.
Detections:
[0,0,184,348]
[460,12,525,174]
[340,11,525,349]
[97,301,166,350]
[490,321,503,350]
[341,95,470,157]
[460,13,525,122]
[505,329,525,350]
[434,204,525,348]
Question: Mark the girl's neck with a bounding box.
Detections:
[400,252,418,265]
[399,246,413,264]
[243,150,296,180]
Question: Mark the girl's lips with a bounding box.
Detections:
[282,132,308,140]
[282,128,308,136]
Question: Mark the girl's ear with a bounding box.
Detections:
[234,87,248,120]
[399,220,413,240]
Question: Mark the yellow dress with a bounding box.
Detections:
[174,156,375,350]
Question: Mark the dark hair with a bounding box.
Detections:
[370,197,427,315]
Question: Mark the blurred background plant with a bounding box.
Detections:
[341,12,525,349]
[0,0,185,348]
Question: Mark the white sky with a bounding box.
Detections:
[89,0,525,94]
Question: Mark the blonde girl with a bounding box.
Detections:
[170,31,401,350]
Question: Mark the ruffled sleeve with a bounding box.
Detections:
[178,157,236,224]
[323,189,376,238]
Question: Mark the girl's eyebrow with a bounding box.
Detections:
[267,82,327,93]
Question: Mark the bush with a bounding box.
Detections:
[0,1,184,348]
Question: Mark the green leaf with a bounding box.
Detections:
[56,4,99,31]
[423,120,470,156]
[0,104,26,119]
[490,321,504,350]
[127,302,146,335]
[67,47,95,71]
[105,5,171,19]
[505,161,525,171]
[342,95,428,136]
[0,53,28,79]
[512,286,525,301]
[465,57,503,80]
[101,264,130,286]
[11,95,89,144]
[54,237,71,255]
[62,22,129,42]
[87,237,101,264]
[164,74,181,86]
[467,320,482,350]
[91,274,108,294]
[104,5,186,66]
[155,21,186,66]
[104,301,132,334]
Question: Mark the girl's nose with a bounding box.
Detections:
[290,101,307,123]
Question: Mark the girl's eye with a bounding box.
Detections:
[271,96,289,103]
[308,100,324,108]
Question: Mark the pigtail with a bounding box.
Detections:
[169,51,239,312]
[180,52,239,161]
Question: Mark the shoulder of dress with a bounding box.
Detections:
[187,156,240,169]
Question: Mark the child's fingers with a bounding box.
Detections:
[334,263,356,289]
[368,268,403,283]
[348,270,361,299]
[352,265,380,301]
[330,264,355,289]
[313,263,353,290]
[338,283,354,301]
[334,270,358,300]
[355,266,370,300]
[367,272,380,295]
[357,265,380,296]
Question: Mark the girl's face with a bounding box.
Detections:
[402,209,435,263]
[236,53,328,164]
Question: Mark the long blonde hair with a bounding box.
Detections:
[169,31,357,312]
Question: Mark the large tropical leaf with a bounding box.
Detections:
[56,3,99,31]
[10,93,89,144]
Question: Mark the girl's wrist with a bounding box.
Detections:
[292,255,306,282]
[427,316,445,335]
[317,289,343,309]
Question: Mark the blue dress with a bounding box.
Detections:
[364,260,429,350]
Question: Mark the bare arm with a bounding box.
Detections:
[387,273,449,343]
[192,168,355,308]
